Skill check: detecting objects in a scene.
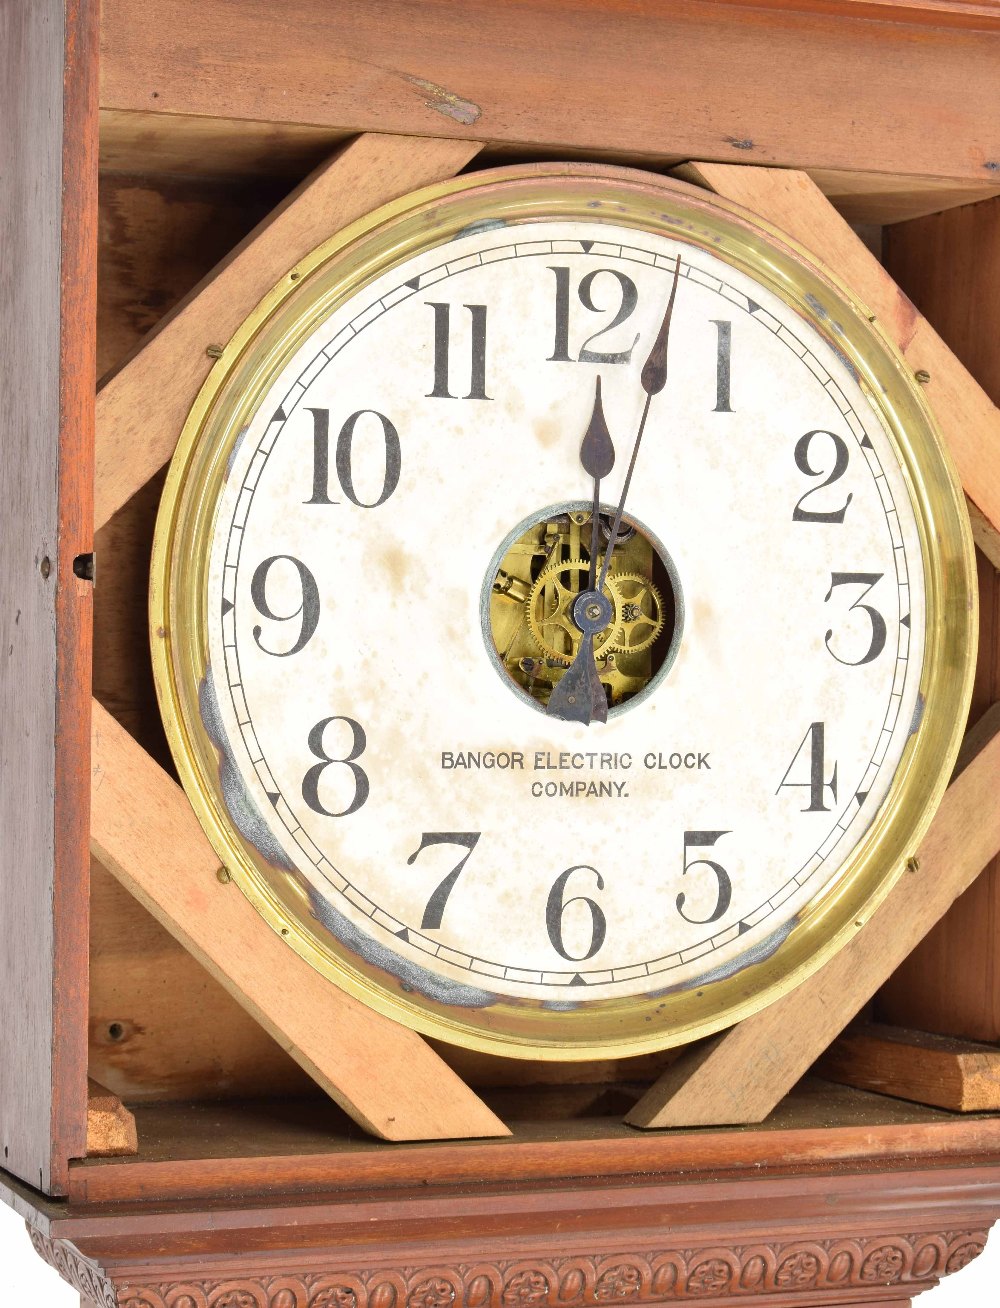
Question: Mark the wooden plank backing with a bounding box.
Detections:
[95,132,481,530]
[0,0,95,1195]
[878,195,1000,1041]
[89,701,509,1142]
[678,162,1000,568]
[98,0,1000,182]
[626,705,1000,1128]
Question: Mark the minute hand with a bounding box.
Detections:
[596,255,682,595]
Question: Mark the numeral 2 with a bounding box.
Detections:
[793,429,853,523]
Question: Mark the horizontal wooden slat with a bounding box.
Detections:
[94,131,481,530]
[89,701,508,1142]
[626,705,1000,1128]
[67,1081,1000,1207]
[99,0,1000,182]
[817,1023,1000,1111]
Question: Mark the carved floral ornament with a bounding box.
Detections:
[29,1225,990,1306]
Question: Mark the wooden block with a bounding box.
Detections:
[816,1023,1000,1112]
[625,704,1000,1128]
[89,700,509,1142]
[94,132,482,530]
[85,1079,138,1158]
[677,162,1000,569]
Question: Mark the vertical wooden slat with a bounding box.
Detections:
[0,0,97,1193]
[878,195,1000,1041]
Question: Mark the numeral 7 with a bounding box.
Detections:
[406,832,481,929]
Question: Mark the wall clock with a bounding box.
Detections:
[150,163,975,1060]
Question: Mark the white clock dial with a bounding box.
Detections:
[154,168,973,1056]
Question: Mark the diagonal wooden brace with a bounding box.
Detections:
[677,162,1000,568]
[626,704,1000,1129]
[95,132,482,530]
[90,700,509,1141]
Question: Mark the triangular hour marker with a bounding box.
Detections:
[221,598,234,617]
[404,276,420,290]
[747,298,762,313]
[901,613,910,628]
[737,921,750,936]
[569,973,587,986]
[580,240,594,253]
[271,406,287,423]
[396,927,410,942]
[266,791,280,806]
[861,434,874,449]
[855,790,869,806]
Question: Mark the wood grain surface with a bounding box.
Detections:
[679,162,1000,567]
[89,701,508,1141]
[0,0,96,1196]
[84,1080,137,1158]
[97,1,1000,183]
[878,195,1000,1042]
[818,1023,1000,1111]
[94,132,481,530]
[626,706,1000,1127]
[67,1079,1000,1206]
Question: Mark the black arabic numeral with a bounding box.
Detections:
[824,572,887,666]
[546,864,607,961]
[301,716,369,817]
[406,832,481,929]
[547,266,639,364]
[793,429,853,523]
[304,407,400,507]
[250,555,320,656]
[712,319,733,412]
[777,722,838,813]
[426,302,491,400]
[677,830,732,924]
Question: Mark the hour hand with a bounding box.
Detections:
[545,590,613,724]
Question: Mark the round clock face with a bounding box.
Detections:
[152,166,974,1057]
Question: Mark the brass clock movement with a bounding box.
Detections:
[150,163,975,1060]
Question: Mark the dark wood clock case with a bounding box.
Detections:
[5,3,1000,1304]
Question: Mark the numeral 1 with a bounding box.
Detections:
[426,302,491,400]
[712,319,733,412]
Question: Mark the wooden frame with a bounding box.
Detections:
[6,2,1000,1304]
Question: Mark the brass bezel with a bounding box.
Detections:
[150,163,976,1059]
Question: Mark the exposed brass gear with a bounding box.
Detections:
[607,573,665,654]
[527,559,622,663]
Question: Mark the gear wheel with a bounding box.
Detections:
[606,573,665,654]
[527,559,622,663]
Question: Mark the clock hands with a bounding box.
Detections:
[580,376,616,592]
[596,253,681,595]
[547,255,682,726]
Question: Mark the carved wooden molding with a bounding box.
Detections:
[31,1227,988,1307]
[27,1226,117,1307]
